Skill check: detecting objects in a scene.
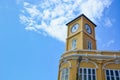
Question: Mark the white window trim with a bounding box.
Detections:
[60,68,69,80]
[105,69,120,80]
[71,39,77,50]
[60,60,72,71]
[79,67,97,80]
[102,61,120,69]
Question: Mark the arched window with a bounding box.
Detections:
[61,68,69,80]
[72,39,76,49]
[88,41,92,50]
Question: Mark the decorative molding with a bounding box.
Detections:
[115,60,120,64]
[61,54,120,60]
[63,49,120,55]
[60,60,72,71]
[102,62,115,69]
[60,53,120,70]
[83,58,89,62]
[82,59,98,69]
[102,60,120,69]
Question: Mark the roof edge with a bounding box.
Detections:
[66,14,96,27]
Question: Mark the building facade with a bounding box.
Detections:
[58,14,120,80]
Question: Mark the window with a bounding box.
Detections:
[105,69,120,80]
[61,68,69,80]
[72,39,76,49]
[88,41,92,50]
[78,68,96,80]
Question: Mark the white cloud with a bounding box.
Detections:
[107,40,115,47]
[23,2,29,6]
[25,26,37,31]
[104,18,115,27]
[19,0,113,42]
[103,40,115,48]
[80,0,112,21]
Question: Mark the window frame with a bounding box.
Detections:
[60,68,69,80]
[87,40,92,50]
[71,39,77,50]
[78,68,96,80]
[105,69,120,80]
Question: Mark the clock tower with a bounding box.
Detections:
[66,14,96,51]
[58,14,120,80]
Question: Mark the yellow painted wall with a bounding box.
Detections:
[67,18,82,38]
[66,33,83,50]
[105,63,120,69]
[83,33,96,50]
[58,60,77,80]
[66,17,83,51]
[80,61,96,68]
[66,15,96,51]
[82,16,96,39]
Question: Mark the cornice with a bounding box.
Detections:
[67,31,81,39]
[60,53,120,61]
[66,30,96,41]
[63,49,120,54]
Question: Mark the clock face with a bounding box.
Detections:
[71,23,79,33]
[85,24,92,34]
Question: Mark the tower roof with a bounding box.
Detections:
[66,14,96,27]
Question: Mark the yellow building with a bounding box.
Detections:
[58,14,120,80]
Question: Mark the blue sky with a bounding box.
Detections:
[0,0,120,80]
